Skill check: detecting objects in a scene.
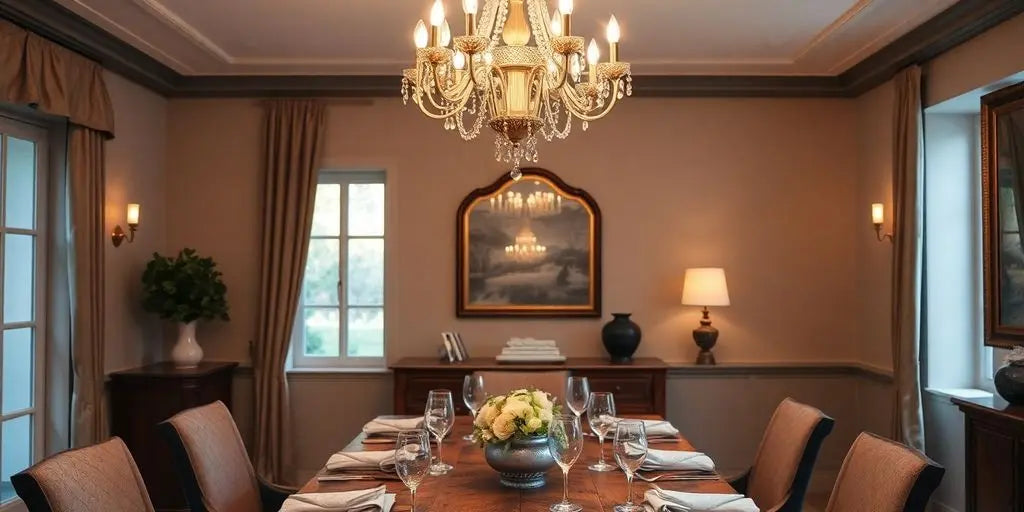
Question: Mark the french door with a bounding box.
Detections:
[0,116,47,505]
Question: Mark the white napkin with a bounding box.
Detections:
[608,417,680,438]
[361,417,423,436]
[641,449,715,472]
[325,450,396,472]
[643,489,759,512]
[280,486,396,512]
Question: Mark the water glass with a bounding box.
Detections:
[587,391,617,472]
[565,377,590,419]
[424,389,455,475]
[395,430,432,512]
[462,374,486,441]
[547,414,584,512]
[612,420,649,512]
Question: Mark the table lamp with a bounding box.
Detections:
[681,267,730,365]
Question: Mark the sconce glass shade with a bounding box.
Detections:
[127,203,140,226]
[871,203,884,224]
[682,267,730,306]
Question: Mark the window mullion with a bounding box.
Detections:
[339,176,350,363]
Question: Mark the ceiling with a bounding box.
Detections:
[53,0,958,77]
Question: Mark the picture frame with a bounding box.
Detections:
[456,168,602,317]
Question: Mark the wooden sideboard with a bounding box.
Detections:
[110,362,237,512]
[953,395,1024,512]
[390,357,667,416]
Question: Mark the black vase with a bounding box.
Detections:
[602,313,642,363]
[995,364,1024,405]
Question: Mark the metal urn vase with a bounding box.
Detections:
[602,313,642,363]
[995,362,1024,405]
[484,436,555,489]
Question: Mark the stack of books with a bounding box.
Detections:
[496,338,566,363]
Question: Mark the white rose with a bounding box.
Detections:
[503,399,535,420]
[508,392,531,403]
[525,417,543,433]
[538,407,553,423]
[475,403,496,428]
[491,413,517,440]
[531,390,553,410]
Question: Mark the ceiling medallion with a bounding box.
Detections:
[402,0,631,180]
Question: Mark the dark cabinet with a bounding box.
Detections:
[954,396,1024,512]
[391,357,667,416]
[109,362,237,512]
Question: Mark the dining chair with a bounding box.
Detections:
[158,400,294,512]
[729,397,835,512]
[474,371,569,401]
[825,432,944,512]
[10,437,155,512]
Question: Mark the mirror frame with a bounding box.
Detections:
[455,168,602,317]
[982,80,1024,348]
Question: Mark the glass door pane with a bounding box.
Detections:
[4,137,36,230]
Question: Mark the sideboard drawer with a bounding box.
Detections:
[402,373,471,415]
[580,373,656,414]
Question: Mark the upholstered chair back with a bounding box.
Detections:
[160,400,263,512]
[745,398,834,512]
[474,371,569,402]
[825,432,944,512]
[11,437,155,512]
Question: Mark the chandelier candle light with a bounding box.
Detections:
[402,0,632,180]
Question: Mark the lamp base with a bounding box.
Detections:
[692,307,719,366]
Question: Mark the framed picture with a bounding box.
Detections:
[456,168,602,317]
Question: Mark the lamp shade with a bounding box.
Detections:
[681,268,730,307]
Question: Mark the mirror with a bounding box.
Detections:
[983,81,1024,347]
[456,168,602,317]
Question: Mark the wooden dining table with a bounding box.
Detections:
[298,415,737,511]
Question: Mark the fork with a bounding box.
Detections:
[634,472,719,483]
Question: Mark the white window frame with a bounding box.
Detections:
[0,114,48,507]
[291,170,386,369]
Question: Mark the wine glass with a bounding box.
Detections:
[462,374,486,441]
[565,377,590,420]
[547,414,584,512]
[395,430,432,512]
[613,420,649,512]
[587,391,617,472]
[424,389,455,475]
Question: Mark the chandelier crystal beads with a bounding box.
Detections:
[402,0,631,180]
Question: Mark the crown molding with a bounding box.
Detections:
[1,0,1022,98]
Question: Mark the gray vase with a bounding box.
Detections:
[483,435,555,489]
[995,363,1024,405]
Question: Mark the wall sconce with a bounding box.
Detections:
[111,203,140,247]
[871,202,893,242]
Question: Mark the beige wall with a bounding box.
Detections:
[854,82,895,372]
[102,71,169,373]
[167,97,862,366]
[924,12,1024,108]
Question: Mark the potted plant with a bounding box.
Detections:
[473,389,560,489]
[141,248,229,368]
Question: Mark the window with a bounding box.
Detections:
[292,171,385,368]
[0,116,47,504]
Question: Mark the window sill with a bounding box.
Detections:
[924,387,993,400]
[287,367,391,375]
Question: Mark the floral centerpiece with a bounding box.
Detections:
[473,389,561,489]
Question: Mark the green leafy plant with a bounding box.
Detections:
[141,248,230,323]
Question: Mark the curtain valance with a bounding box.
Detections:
[0,18,114,137]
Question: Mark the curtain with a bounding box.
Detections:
[254,100,326,484]
[0,17,115,447]
[0,19,114,136]
[890,66,925,451]
[68,127,107,447]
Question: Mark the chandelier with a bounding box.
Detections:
[402,0,631,180]
[505,224,547,262]
[489,188,562,217]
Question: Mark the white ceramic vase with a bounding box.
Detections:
[171,321,203,369]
